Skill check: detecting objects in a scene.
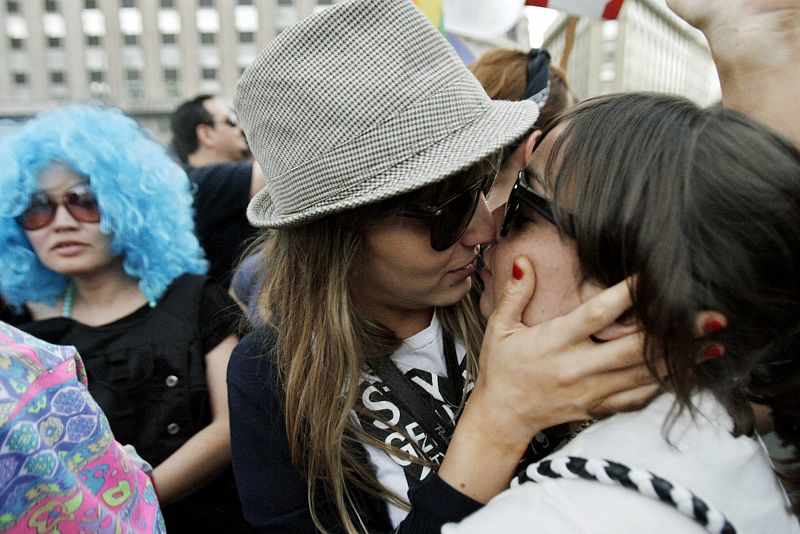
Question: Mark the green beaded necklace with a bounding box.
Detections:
[62,283,74,318]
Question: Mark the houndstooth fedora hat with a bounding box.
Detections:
[236,0,539,228]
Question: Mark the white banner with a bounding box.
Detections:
[525,0,625,19]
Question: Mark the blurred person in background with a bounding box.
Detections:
[470,48,577,212]
[0,105,248,533]
[171,95,267,287]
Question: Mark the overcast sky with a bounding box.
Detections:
[526,6,561,47]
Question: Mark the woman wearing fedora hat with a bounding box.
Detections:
[226,0,656,532]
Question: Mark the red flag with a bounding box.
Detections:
[525,0,625,20]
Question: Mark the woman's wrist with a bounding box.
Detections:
[438,390,539,503]
[463,385,541,450]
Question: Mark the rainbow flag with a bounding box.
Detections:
[412,0,445,32]
[411,0,474,64]
[525,0,625,19]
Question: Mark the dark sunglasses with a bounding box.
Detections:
[500,169,575,237]
[15,183,101,231]
[399,174,495,252]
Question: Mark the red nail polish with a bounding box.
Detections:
[703,318,725,333]
[702,344,723,360]
[512,263,523,280]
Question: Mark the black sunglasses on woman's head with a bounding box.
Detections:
[500,168,575,238]
[399,173,495,252]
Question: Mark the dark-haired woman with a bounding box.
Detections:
[448,92,800,533]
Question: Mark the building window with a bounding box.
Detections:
[123,34,139,46]
[126,69,142,97]
[198,0,213,6]
[89,70,104,83]
[121,0,136,7]
[164,67,179,96]
[84,0,96,8]
[10,37,23,49]
[44,0,57,12]
[161,33,177,45]
[160,0,174,7]
[201,67,217,80]
[238,0,252,4]
[86,35,101,46]
[49,71,65,84]
[238,32,254,44]
[199,33,216,45]
[277,0,292,4]
[47,37,63,48]
[6,1,20,13]
[13,72,27,85]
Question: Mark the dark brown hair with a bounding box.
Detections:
[542,92,800,508]
[170,94,214,163]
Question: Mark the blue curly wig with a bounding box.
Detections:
[0,105,207,307]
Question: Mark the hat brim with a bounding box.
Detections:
[248,99,539,228]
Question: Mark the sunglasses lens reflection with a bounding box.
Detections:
[65,191,101,223]
[18,196,56,230]
[16,187,100,230]
[432,187,480,251]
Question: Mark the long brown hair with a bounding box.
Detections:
[254,157,495,532]
[541,93,800,509]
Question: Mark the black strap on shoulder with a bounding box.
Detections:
[442,329,463,406]
[368,331,462,457]
[368,356,453,454]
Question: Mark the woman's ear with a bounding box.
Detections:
[590,319,640,342]
[507,130,541,170]
[520,130,541,166]
[579,281,641,342]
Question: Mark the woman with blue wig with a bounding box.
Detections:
[0,105,248,533]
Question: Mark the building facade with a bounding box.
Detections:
[0,0,335,140]
[542,0,721,106]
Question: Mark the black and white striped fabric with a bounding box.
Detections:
[513,456,736,534]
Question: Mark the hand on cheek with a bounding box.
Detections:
[441,264,657,503]
[472,268,657,438]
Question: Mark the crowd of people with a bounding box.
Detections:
[1,0,799,532]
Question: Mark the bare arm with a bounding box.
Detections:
[151,334,238,506]
[668,0,800,146]
[439,258,656,502]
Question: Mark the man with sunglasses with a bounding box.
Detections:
[171,95,267,287]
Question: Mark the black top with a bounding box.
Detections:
[227,328,483,533]
[186,161,259,288]
[20,276,237,361]
[19,275,250,533]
